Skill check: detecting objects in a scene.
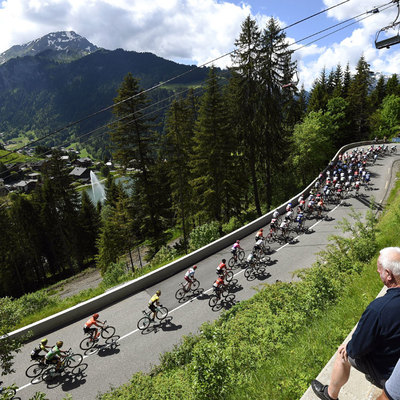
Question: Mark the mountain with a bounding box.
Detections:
[0,31,99,64]
[0,32,214,160]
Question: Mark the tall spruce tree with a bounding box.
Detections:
[257,18,295,209]
[165,95,196,250]
[108,73,168,253]
[230,15,263,215]
[190,67,237,224]
[347,56,372,140]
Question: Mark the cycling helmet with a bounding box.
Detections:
[41,338,48,344]
[56,341,63,348]
[222,259,226,263]
[156,290,161,296]
[193,265,197,269]
[236,240,240,243]
[93,313,99,319]
[260,228,263,232]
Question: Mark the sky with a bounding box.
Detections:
[0,0,399,89]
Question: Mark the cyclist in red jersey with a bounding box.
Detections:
[83,313,105,340]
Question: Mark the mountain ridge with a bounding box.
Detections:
[0,31,100,64]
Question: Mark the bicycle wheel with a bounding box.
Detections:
[156,306,168,321]
[208,295,218,307]
[244,266,255,280]
[175,287,186,300]
[225,270,233,282]
[228,257,235,268]
[191,279,200,291]
[65,353,83,369]
[265,233,274,243]
[238,249,245,261]
[42,367,57,381]
[1,387,16,398]
[101,325,116,339]
[79,337,95,351]
[263,244,271,254]
[137,316,151,330]
[25,362,46,378]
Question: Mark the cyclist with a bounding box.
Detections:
[270,217,278,231]
[31,338,51,364]
[184,265,197,291]
[212,276,226,299]
[231,240,242,261]
[272,209,280,219]
[255,228,264,241]
[84,313,105,340]
[45,341,67,375]
[148,290,161,321]
[216,259,227,277]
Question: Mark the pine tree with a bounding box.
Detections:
[77,191,101,266]
[108,73,168,253]
[347,56,373,140]
[308,69,329,112]
[230,15,263,215]
[257,18,295,209]
[369,75,386,110]
[386,74,400,96]
[165,96,196,250]
[190,67,236,224]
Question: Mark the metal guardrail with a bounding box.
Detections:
[5,140,377,340]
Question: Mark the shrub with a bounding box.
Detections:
[101,261,131,288]
[189,222,220,251]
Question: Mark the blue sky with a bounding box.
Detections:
[0,0,399,88]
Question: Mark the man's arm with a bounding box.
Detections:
[346,306,379,358]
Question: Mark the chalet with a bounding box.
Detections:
[75,157,93,168]
[14,179,37,193]
[69,167,90,182]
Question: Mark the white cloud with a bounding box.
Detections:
[0,0,251,68]
[1,0,399,90]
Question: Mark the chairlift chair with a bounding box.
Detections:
[282,71,299,89]
[375,1,400,49]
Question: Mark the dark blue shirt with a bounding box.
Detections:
[347,287,400,379]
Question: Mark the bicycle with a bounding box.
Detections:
[25,358,48,379]
[137,305,169,331]
[0,381,16,399]
[80,320,116,351]
[208,286,229,307]
[265,229,278,243]
[42,348,83,381]
[217,268,233,282]
[175,279,200,300]
[228,249,245,268]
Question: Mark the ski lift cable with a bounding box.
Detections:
[294,3,395,52]
[0,0,354,161]
[288,1,395,47]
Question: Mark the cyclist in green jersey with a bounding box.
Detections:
[45,341,67,374]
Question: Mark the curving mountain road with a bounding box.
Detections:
[8,147,400,400]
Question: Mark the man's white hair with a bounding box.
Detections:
[380,247,400,276]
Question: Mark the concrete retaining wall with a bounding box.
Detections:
[5,140,377,340]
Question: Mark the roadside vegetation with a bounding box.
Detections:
[96,174,400,400]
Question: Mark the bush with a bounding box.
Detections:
[222,216,243,234]
[101,261,131,288]
[149,245,178,267]
[189,222,220,251]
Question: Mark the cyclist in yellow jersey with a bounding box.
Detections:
[148,290,161,321]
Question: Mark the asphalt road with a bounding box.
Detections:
[8,147,400,400]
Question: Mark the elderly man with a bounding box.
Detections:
[311,247,400,400]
